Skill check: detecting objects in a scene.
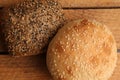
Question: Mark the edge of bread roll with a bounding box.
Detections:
[1,0,65,56]
[47,19,117,80]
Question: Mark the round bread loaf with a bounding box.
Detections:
[1,0,65,56]
[47,19,117,80]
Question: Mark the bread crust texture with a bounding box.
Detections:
[1,0,65,56]
[47,19,117,80]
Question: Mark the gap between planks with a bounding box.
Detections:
[63,6,120,9]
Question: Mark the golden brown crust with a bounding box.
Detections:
[1,0,65,56]
[47,19,117,80]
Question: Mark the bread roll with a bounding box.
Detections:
[1,0,65,56]
[47,19,117,80]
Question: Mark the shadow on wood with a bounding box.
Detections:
[0,54,52,80]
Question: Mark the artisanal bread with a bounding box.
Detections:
[47,19,117,80]
[1,0,65,56]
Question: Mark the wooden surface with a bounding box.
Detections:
[0,53,119,80]
[0,0,120,80]
[0,0,120,7]
[59,0,120,8]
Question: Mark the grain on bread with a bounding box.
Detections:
[1,0,65,56]
[47,19,117,80]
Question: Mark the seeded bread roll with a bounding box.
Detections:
[1,0,65,56]
[47,19,117,80]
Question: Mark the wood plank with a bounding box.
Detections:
[0,0,25,7]
[0,9,120,52]
[0,54,52,80]
[0,53,119,80]
[0,0,120,8]
[59,0,120,8]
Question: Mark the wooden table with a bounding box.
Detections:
[0,0,120,80]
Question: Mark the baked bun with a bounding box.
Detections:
[47,19,117,80]
[1,0,65,56]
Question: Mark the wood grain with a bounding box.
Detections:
[0,54,52,80]
[0,0,24,7]
[0,0,120,8]
[0,9,120,52]
[59,0,120,8]
[0,54,119,80]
